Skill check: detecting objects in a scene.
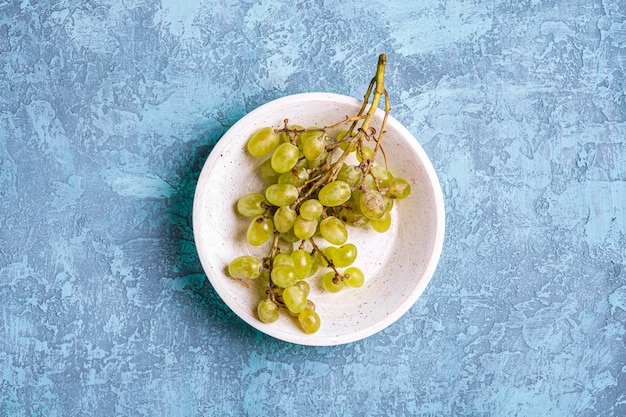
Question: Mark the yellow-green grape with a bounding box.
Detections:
[257,299,279,323]
[298,308,321,334]
[369,210,392,233]
[271,142,299,173]
[319,216,348,245]
[383,195,394,212]
[356,145,373,162]
[333,243,357,267]
[322,271,344,293]
[228,255,262,279]
[280,228,300,243]
[338,200,369,228]
[273,253,295,267]
[282,285,307,314]
[299,199,324,220]
[278,167,309,187]
[247,127,279,157]
[359,189,386,220]
[318,180,351,207]
[363,173,377,190]
[306,149,329,169]
[271,264,297,288]
[371,166,393,187]
[320,246,336,267]
[260,158,279,183]
[293,215,318,240]
[265,183,298,207]
[387,177,411,199]
[308,252,319,277]
[291,249,313,278]
[247,216,274,246]
[274,206,297,233]
[236,193,267,217]
[336,129,354,151]
[295,280,310,297]
[337,164,363,187]
[344,267,365,288]
[302,134,325,161]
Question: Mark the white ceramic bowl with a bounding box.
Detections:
[193,93,445,346]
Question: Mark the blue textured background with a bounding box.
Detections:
[1,0,625,416]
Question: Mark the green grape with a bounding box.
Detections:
[369,210,392,233]
[299,199,323,220]
[295,280,310,297]
[387,177,411,199]
[278,167,309,187]
[260,158,279,183]
[321,246,336,267]
[271,142,299,173]
[336,130,354,151]
[271,264,297,288]
[306,149,329,169]
[282,285,307,314]
[308,252,319,277]
[257,299,279,323]
[291,249,313,278]
[277,238,294,254]
[318,180,351,207]
[237,193,267,217]
[298,308,321,334]
[265,183,299,207]
[383,195,394,212]
[333,243,357,267]
[363,173,377,190]
[274,206,297,233]
[227,255,262,279]
[371,166,393,187]
[322,271,344,293]
[337,200,369,228]
[319,216,348,245]
[247,216,274,246]
[359,190,386,220]
[302,134,325,161]
[247,127,279,157]
[337,164,363,187]
[273,253,295,267]
[344,267,365,288]
[293,215,318,240]
[280,228,300,243]
[356,145,373,162]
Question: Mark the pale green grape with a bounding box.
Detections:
[337,200,369,228]
[320,246,336,267]
[302,134,325,161]
[273,206,297,233]
[291,249,313,278]
[371,166,393,187]
[237,193,267,217]
[299,199,323,220]
[333,243,357,267]
[383,195,394,212]
[306,149,329,169]
[273,253,295,267]
[228,255,262,279]
[337,164,363,187]
[247,127,279,157]
[271,142,299,173]
[356,145,373,162]
[319,216,348,245]
[271,264,297,288]
[344,267,365,288]
[293,215,318,240]
[260,158,279,183]
[359,189,385,220]
[298,308,321,334]
[265,183,299,207]
[247,216,274,246]
[363,174,377,190]
[322,271,344,293]
[369,210,392,233]
[318,180,351,207]
[295,280,310,297]
[282,285,307,314]
[257,299,279,323]
[387,177,411,199]
[278,167,309,187]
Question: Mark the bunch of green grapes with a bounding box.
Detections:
[227,119,411,334]
[225,54,407,334]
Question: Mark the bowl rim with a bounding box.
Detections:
[192,92,445,346]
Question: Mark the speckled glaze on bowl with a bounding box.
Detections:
[192,93,445,346]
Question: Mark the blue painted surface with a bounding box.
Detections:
[1,0,625,416]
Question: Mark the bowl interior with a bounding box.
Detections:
[193,93,445,346]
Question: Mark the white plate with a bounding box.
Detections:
[192,93,445,346]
